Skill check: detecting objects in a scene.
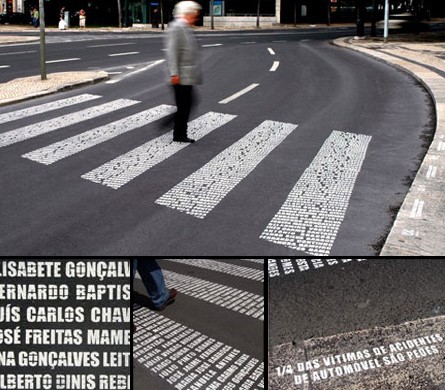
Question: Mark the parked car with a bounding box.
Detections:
[0,12,33,25]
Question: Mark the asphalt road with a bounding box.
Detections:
[0,29,435,255]
[133,259,264,390]
[268,258,445,390]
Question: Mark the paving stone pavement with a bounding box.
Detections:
[334,31,445,256]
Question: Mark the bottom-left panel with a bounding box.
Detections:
[0,259,131,390]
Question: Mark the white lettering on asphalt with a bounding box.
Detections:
[158,270,263,320]
[134,306,264,389]
[82,112,236,189]
[261,130,372,256]
[22,105,176,165]
[274,332,444,386]
[219,83,260,104]
[0,94,101,125]
[268,259,368,278]
[164,259,264,282]
[0,99,139,148]
[156,120,298,218]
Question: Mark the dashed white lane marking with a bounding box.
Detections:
[270,61,280,72]
[134,306,264,389]
[268,258,368,278]
[162,270,264,320]
[241,42,257,45]
[105,59,165,84]
[82,112,236,189]
[46,58,81,64]
[268,48,276,55]
[164,259,264,282]
[88,43,135,48]
[156,120,297,219]
[0,99,139,148]
[409,198,425,219]
[0,65,10,69]
[22,105,175,165]
[261,130,372,256]
[272,40,287,43]
[219,83,260,104]
[0,94,101,125]
[0,50,36,56]
[108,51,139,57]
[202,43,223,47]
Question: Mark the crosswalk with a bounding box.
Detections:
[268,258,369,278]
[133,259,264,390]
[1,93,373,255]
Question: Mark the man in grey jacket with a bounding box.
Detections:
[166,1,202,143]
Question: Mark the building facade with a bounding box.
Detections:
[2,1,444,25]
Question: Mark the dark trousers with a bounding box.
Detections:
[173,85,193,139]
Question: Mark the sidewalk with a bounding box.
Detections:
[333,31,445,256]
[1,29,444,255]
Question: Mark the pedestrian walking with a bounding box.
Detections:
[32,7,39,28]
[132,260,177,333]
[78,9,86,29]
[166,1,202,143]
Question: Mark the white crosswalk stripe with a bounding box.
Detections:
[261,130,372,256]
[133,259,264,390]
[165,259,264,282]
[0,98,139,148]
[268,258,368,278]
[2,94,373,254]
[22,105,176,165]
[82,112,236,189]
[155,120,298,218]
[0,94,101,125]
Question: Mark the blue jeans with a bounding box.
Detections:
[133,260,169,309]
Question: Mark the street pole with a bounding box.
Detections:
[210,0,214,30]
[384,0,389,43]
[370,0,377,37]
[38,0,46,80]
[327,0,330,26]
[257,0,261,29]
[160,0,165,30]
[117,0,122,28]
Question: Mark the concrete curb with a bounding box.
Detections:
[333,37,445,256]
[0,36,39,45]
[0,71,109,106]
[269,314,445,389]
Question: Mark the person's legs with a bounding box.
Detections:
[137,260,170,309]
[173,85,193,140]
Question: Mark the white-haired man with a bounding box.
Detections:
[166,1,202,143]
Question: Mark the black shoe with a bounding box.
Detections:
[155,289,178,311]
[173,137,195,143]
